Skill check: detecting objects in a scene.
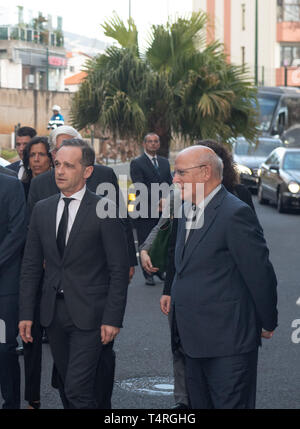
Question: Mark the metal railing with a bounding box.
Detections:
[0,25,64,47]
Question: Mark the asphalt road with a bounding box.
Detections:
[1,196,299,409]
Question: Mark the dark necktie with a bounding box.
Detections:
[152,157,159,170]
[57,198,74,258]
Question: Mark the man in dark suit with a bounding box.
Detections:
[0,174,27,409]
[171,145,278,409]
[27,127,136,408]
[7,127,36,179]
[0,165,17,177]
[130,133,173,285]
[19,140,130,409]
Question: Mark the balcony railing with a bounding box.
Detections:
[0,25,64,47]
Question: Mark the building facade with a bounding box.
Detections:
[193,0,300,87]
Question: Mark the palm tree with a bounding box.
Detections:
[71,12,257,157]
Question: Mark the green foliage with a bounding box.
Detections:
[71,11,258,156]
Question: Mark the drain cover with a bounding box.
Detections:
[116,377,174,396]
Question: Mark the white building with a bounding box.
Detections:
[193,0,300,87]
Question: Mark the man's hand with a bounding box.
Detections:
[101,325,120,345]
[160,295,171,316]
[129,266,135,282]
[19,321,33,343]
[261,330,274,339]
[140,250,159,275]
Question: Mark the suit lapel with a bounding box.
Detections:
[48,195,61,259]
[143,153,161,181]
[62,190,93,261]
[177,186,227,272]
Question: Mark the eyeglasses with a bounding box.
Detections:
[173,164,207,177]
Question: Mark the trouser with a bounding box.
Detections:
[167,308,188,406]
[51,342,116,409]
[0,294,20,409]
[135,218,159,278]
[23,299,43,403]
[184,349,259,409]
[46,298,104,409]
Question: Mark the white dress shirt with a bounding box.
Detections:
[18,161,25,180]
[56,185,86,245]
[185,184,222,242]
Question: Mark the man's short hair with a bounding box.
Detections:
[143,133,160,143]
[60,139,95,167]
[17,127,37,139]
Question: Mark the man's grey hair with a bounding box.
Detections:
[200,151,224,181]
[49,126,81,151]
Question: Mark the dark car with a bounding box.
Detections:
[258,147,300,213]
[281,124,300,148]
[232,137,283,190]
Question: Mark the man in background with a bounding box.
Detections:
[0,174,26,409]
[8,127,37,179]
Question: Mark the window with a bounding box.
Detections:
[278,0,300,22]
[280,44,300,66]
[241,46,246,71]
[242,4,246,30]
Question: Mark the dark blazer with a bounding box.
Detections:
[19,189,130,330]
[0,165,17,177]
[130,153,173,216]
[171,186,278,359]
[7,160,21,174]
[0,174,27,296]
[27,166,137,266]
[163,184,256,296]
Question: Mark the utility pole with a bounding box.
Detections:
[129,0,132,20]
[255,0,258,86]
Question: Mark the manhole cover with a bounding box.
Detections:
[116,377,174,396]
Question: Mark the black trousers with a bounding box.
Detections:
[23,299,43,403]
[51,342,116,409]
[185,349,258,409]
[46,298,106,409]
[0,294,20,409]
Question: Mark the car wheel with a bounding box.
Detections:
[258,183,268,205]
[277,190,286,213]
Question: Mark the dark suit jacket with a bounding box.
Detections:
[7,160,21,174]
[130,153,173,217]
[171,185,278,359]
[0,165,17,177]
[0,174,27,296]
[27,166,137,266]
[19,189,130,330]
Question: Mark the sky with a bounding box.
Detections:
[3,0,194,47]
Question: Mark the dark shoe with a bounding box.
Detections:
[145,275,156,286]
[171,403,189,409]
[155,272,166,282]
[28,401,41,409]
[16,345,24,356]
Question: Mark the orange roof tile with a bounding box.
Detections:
[64,71,88,85]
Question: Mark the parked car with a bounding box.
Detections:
[281,124,300,148]
[258,147,300,213]
[0,156,10,167]
[232,136,283,190]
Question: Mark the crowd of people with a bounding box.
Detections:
[0,125,278,409]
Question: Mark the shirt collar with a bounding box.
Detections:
[60,185,86,201]
[144,151,157,162]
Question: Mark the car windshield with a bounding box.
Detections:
[257,95,279,131]
[283,152,300,170]
[234,140,282,157]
